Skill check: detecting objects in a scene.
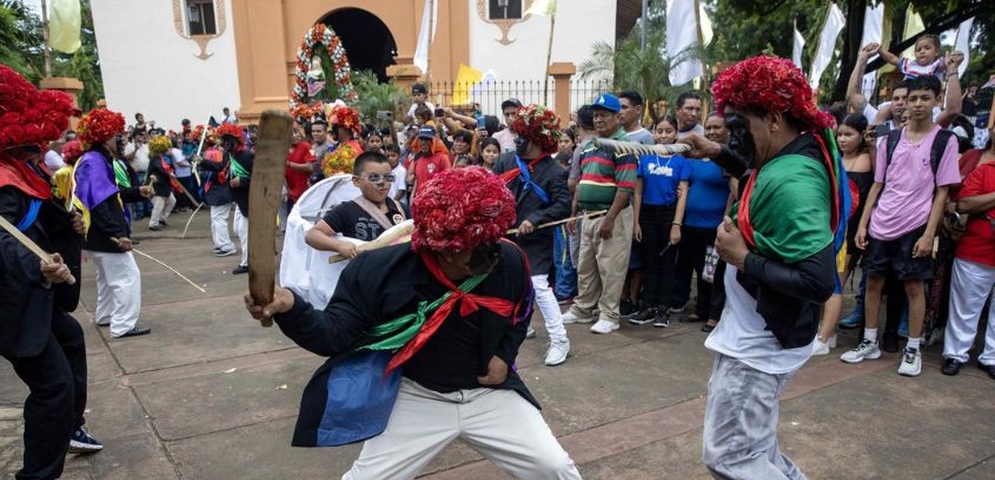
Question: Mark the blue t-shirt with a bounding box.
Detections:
[684,158,730,229]
[637,154,691,206]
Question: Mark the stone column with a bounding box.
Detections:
[231,0,289,125]
[387,57,424,91]
[549,62,576,124]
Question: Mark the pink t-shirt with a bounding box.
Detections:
[869,126,960,241]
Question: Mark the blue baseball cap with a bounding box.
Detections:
[417,126,437,139]
[591,94,621,113]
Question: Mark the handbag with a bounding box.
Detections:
[315,349,403,446]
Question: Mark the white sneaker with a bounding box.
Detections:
[526,325,536,339]
[812,335,837,356]
[840,339,881,364]
[544,339,570,366]
[562,310,595,324]
[589,319,619,334]
[897,347,922,377]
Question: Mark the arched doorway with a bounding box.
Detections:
[320,8,397,82]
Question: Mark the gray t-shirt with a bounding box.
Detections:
[625,128,655,145]
[677,123,705,139]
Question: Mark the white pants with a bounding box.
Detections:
[943,258,995,364]
[149,193,176,228]
[233,207,249,267]
[532,274,569,343]
[85,250,141,337]
[342,379,581,480]
[210,204,234,251]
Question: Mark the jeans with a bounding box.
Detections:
[638,204,677,310]
[673,225,717,318]
[552,225,577,299]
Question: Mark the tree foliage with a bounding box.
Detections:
[351,70,409,127]
[0,0,104,111]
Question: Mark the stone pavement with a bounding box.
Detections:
[2,209,995,479]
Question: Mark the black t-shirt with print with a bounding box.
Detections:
[320,199,409,241]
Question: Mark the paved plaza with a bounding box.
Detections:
[2,210,995,480]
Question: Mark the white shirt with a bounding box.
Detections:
[172,147,191,177]
[493,128,517,153]
[389,164,407,199]
[703,267,814,375]
[406,102,436,119]
[125,143,150,172]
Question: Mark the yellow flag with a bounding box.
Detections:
[49,0,82,54]
[453,64,483,106]
[901,5,924,59]
[524,0,557,17]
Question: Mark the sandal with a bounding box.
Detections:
[701,321,717,333]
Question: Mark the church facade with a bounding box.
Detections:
[90,0,617,128]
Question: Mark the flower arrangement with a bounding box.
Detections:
[329,104,360,134]
[0,65,77,149]
[191,124,217,145]
[77,108,125,149]
[410,167,517,253]
[149,135,173,156]
[321,142,356,178]
[289,23,357,123]
[712,55,834,131]
[508,104,562,153]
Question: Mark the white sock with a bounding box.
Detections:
[864,328,878,343]
[907,337,921,351]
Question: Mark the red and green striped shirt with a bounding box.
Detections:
[577,129,637,211]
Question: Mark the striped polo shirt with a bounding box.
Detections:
[577,129,637,211]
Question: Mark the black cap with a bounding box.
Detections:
[412,83,428,95]
[501,98,523,110]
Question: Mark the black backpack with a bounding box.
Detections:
[882,128,955,188]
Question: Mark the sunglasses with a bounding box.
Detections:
[355,173,396,184]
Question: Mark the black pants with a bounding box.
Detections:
[175,176,200,210]
[3,311,88,480]
[639,204,677,310]
[673,225,717,318]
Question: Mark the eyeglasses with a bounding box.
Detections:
[355,173,396,184]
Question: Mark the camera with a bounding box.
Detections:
[434,108,445,118]
[376,111,393,120]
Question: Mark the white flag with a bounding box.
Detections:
[809,3,846,91]
[665,0,702,86]
[524,0,557,17]
[860,3,885,99]
[792,24,805,70]
[413,0,438,75]
[954,17,973,78]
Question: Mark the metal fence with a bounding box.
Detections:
[426,77,611,117]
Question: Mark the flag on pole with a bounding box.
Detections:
[665,0,703,86]
[809,3,846,91]
[453,64,484,105]
[860,2,885,99]
[49,0,82,54]
[413,0,438,75]
[699,3,713,47]
[954,18,973,78]
[792,22,806,70]
[902,6,924,59]
[524,0,557,17]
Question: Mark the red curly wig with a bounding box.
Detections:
[411,167,517,252]
[215,123,245,143]
[712,55,834,132]
[0,65,77,149]
[77,108,125,148]
[508,104,562,153]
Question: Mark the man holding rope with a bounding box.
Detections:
[245,167,581,479]
[493,104,573,366]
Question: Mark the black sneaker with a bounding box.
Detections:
[69,427,103,454]
[620,300,639,318]
[653,312,670,328]
[941,358,964,376]
[628,307,656,325]
[232,265,249,275]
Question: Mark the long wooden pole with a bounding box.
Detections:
[542,12,556,105]
[40,0,52,77]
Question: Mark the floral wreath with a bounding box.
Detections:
[328,104,360,134]
[77,108,125,149]
[149,135,173,156]
[290,23,357,122]
[215,123,245,144]
[191,124,217,145]
[509,104,562,153]
[321,142,357,178]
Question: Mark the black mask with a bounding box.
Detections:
[514,136,530,157]
[725,114,756,168]
[467,242,501,275]
[221,136,237,153]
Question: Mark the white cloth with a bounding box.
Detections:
[85,250,141,337]
[389,164,407,199]
[792,25,805,70]
[665,0,703,86]
[150,193,176,228]
[234,207,249,267]
[44,150,66,172]
[943,258,995,364]
[210,204,234,251]
[860,3,885,99]
[809,3,846,90]
[954,18,972,78]
[531,274,568,343]
[412,0,437,74]
[342,379,580,480]
[704,267,814,375]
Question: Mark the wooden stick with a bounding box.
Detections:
[132,248,205,293]
[247,110,293,327]
[506,209,607,235]
[0,215,76,285]
[181,201,205,238]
